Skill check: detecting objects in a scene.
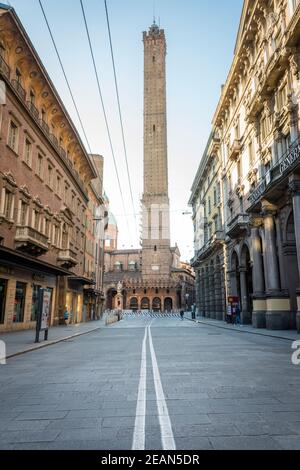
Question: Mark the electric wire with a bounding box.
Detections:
[104,0,139,245]
[79,0,132,243]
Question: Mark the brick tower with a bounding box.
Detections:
[141,22,172,280]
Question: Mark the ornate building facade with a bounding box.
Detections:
[189,133,226,321]
[191,0,300,332]
[0,5,106,331]
[104,22,195,312]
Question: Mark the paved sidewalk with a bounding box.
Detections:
[184,313,300,341]
[0,320,106,359]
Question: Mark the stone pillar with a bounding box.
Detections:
[251,221,266,328]
[210,264,216,319]
[204,269,209,318]
[262,200,290,330]
[239,267,251,325]
[198,270,204,316]
[214,261,223,321]
[289,177,300,333]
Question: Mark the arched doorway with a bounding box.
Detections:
[152,297,161,312]
[141,297,150,310]
[240,244,253,325]
[176,289,182,309]
[164,297,173,312]
[106,288,117,310]
[231,251,241,301]
[130,297,138,311]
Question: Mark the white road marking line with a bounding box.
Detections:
[148,325,176,450]
[132,325,148,450]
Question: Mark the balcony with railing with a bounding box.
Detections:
[0,55,10,80]
[49,134,59,150]
[226,213,250,239]
[40,119,50,135]
[11,79,26,102]
[27,101,39,121]
[57,248,78,269]
[192,228,225,265]
[228,139,241,162]
[15,226,49,256]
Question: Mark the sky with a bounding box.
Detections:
[5,0,243,261]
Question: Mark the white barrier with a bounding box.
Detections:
[0,340,6,365]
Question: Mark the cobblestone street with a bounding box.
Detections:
[0,315,300,450]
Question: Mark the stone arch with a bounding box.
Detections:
[230,249,240,300]
[129,297,138,311]
[285,210,296,243]
[106,288,117,310]
[141,297,150,310]
[240,243,253,323]
[152,297,161,312]
[164,297,173,312]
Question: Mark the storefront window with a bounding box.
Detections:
[13,282,26,323]
[31,285,41,322]
[0,279,7,324]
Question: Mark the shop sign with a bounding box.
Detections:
[280,144,300,176]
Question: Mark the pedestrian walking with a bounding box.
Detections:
[180,310,184,321]
[64,308,69,325]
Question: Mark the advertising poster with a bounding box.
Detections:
[41,289,52,331]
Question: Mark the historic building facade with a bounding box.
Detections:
[189,133,226,321]
[191,0,300,332]
[0,5,106,331]
[104,22,195,312]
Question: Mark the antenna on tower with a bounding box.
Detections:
[153,0,156,24]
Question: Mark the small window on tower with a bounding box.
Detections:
[152,56,155,63]
[154,245,157,252]
[153,125,156,132]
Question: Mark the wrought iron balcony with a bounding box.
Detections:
[0,55,10,80]
[57,248,78,269]
[226,213,250,239]
[11,79,26,101]
[15,226,49,256]
[27,101,39,121]
[40,119,50,135]
[49,134,59,150]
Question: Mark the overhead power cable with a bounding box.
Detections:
[39,0,93,157]
[79,0,132,243]
[103,0,139,245]
[39,0,109,200]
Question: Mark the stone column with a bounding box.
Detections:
[289,177,300,333]
[250,220,266,328]
[198,270,204,316]
[239,267,251,325]
[214,260,223,321]
[262,200,290,330]
[204,268,209,318]
[210,263,216,319]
